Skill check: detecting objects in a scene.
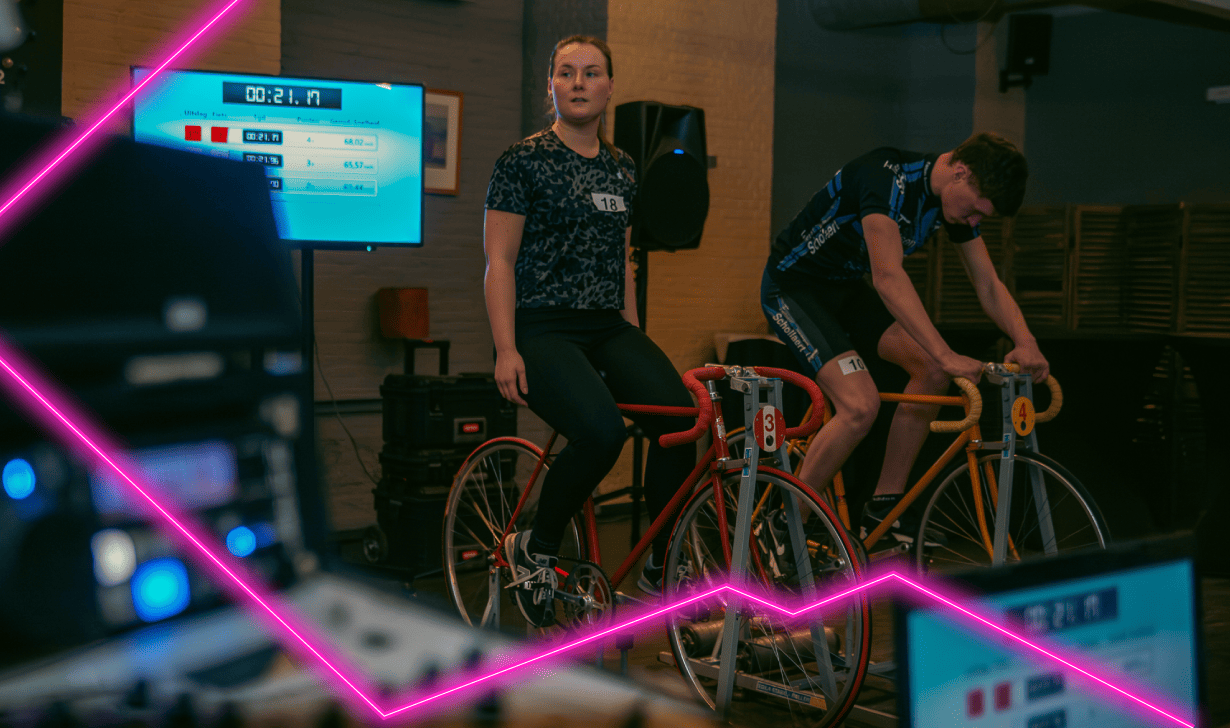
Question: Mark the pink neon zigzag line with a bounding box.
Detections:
[0,0,251,238]
[0,335,1196,728]
[385,573,1194,727]
[0,4,1199,726]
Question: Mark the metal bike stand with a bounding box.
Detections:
[762,377,893,728]
[651,371,894,727]
[713,372,849,716]
[989,367,1057,565]
[712,372,765,717]
[480,567,501,629]
[1016,372,1060,557]
[772,395,843,703]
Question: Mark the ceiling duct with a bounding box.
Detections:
[805,0,1230,30]
[805,0,1025,29]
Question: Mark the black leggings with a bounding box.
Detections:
[515,309,696,560]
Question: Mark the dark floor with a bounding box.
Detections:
[345,511,1230,728]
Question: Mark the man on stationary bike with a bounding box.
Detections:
[761,132,1049,548]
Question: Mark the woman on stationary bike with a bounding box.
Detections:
[482,35,693,627]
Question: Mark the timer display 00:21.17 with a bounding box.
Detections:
[222,81,342,109]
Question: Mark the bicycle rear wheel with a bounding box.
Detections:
[442,438,588,634]
[664,470,871,727]
[915,451,1110,573]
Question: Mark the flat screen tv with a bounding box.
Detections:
[131,68,424,248]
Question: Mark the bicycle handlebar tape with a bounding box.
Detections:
[998,362,1064,423]
[1036,376,1063,423]
[659,366,725,448]
[751,367,826,440]
[931,377,983,433]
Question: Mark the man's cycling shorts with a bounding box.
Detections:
[760,268,895,376]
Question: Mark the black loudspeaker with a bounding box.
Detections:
[1005,14,1053,76]
[614,101,710,251]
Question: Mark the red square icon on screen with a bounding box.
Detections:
[184,125,201,141]
[995,681,1012,711]
[210,126,228,143]
[967,688,984,718]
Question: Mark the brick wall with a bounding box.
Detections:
[608,2,777,366]
[282,0,522,400]
[62,0,280,130]
[596,2,776,497]
[282,0,523,529]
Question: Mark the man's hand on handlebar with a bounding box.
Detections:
[940,352,985,385]
[1004,340,1050,383]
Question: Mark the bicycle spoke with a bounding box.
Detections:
[918,452,1109,573]
[459,484,503,543]
[445,441,589,635]
[665,472,870,727]
[451,514,491,557]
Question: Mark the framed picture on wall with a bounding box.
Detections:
[423,89,463,195]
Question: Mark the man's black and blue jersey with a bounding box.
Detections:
[767,148,979,287]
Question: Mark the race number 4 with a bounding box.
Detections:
[754,404,783,453]
[1012,396,1036,436]
[591,193,626,212]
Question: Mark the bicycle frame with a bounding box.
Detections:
[816,364,1062,564]
[484,411,698,591]
[451,366,871,722]
[849,389,976,552]
[485,369,821,594]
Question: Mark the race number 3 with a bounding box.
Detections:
[591,193,626,212]
[754,404,783,453]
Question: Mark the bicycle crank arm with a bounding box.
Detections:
[866,542,911,563]
[503,580,586,606]
[551,590,588,606]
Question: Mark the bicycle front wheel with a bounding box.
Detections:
[664,470,871,727]
[442,438,588,634]
[916,451,1110,573]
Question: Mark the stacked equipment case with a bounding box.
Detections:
[371,340,516,576]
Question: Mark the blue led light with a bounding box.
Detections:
[2,458,36,500]
[672,148,684,155]
[226,526,257,558]
[131,558,191,622]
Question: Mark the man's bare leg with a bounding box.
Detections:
[794,350,881,495]
[873,323,952,497]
